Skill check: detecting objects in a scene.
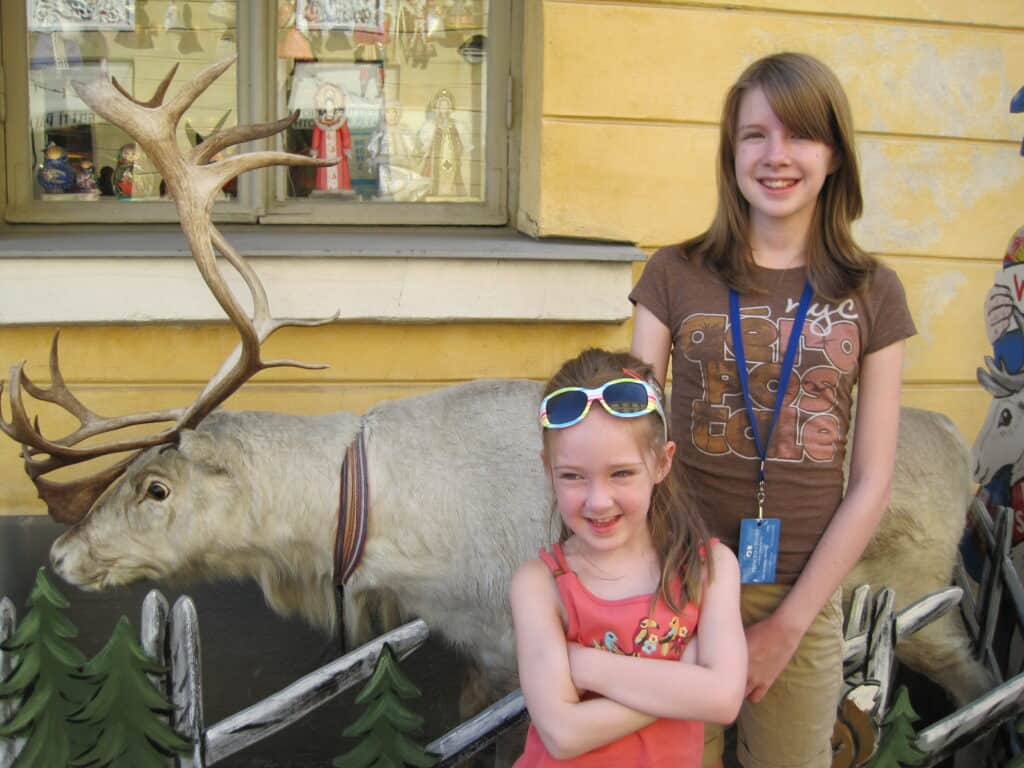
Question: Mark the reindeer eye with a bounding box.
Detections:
[146,481,170,501]
[1000,408,1013,428]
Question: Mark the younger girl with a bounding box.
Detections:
[630,53,916,767]
[512,348,746,767]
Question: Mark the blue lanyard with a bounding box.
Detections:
[728,280,814,516]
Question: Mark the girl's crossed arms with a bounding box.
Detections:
[512,540,745,760]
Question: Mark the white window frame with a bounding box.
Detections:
[1,0,511,226]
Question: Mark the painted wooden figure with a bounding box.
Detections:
[311,83,353,194]
[974,85,1024,548]
[114,142,139,199]
[367,103,428,201]
[37,142,76,194]
[418,88,465,197]
[75,158,99,196]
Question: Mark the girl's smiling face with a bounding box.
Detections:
[544,408,673,558]
[734,86,834,237]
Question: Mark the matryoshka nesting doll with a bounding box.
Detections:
[37,142,76,194]
[114,142,139,199]
[76,159,99,195]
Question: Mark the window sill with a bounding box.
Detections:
[0,226,643,324]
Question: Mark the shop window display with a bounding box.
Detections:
[20,0,490,213]
[278,0,488,204]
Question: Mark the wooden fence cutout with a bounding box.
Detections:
[429,689,528,767]
[947,500,1024,764]
[204,617,428,765]
[917,672,1024,764]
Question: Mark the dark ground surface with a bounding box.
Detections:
[0,516,986,766]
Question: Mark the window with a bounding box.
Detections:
[3,0,510,225]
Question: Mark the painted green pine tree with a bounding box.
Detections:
[70,616,190,768]
[333,643,438,768]
[866,686,927,768]
[0,567,92,767]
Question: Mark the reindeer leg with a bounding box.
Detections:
[895,611,995,706]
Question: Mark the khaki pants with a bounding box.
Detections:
[703,584,843,768]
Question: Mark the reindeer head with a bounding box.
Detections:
[0,58,338,525]
[50,423,249,589]
[973,355,1024,485]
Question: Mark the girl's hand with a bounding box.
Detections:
[565,641,591,696]
[744,617,803,703]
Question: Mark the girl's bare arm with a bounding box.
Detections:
[512,559,655,759]
[743,339,906,701]
[566,543,746,724]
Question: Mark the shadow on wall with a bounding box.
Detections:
[0,516,466,768]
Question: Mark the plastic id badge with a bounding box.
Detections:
[738,518,781,584]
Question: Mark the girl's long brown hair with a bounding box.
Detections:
[542,348,713,611]
[685,52,876,302]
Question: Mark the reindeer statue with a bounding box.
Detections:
[0,60,992,723]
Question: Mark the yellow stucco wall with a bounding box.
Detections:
[519,0,1024,448]
[2,1,1022,515]
[0,322,633,515]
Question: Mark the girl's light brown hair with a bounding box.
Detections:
[684,52,876,302]
[542,348,713,610]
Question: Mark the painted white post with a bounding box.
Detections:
[866,587,897,720]
[0,598,22,768]
[428,689,527,767]
[141,590,171,697]
[977,509,1012,676]
[141,590,173,767]
[842,587,962,670]
[916,671,1024,763]
[171,597,205,768]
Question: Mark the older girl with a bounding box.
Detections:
[630,53,915,767]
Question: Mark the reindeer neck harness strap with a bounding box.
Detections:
[334,426,369,585]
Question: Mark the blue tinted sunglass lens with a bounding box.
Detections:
[546,390,589,425]
[602,381,650,414]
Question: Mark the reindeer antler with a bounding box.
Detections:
[0,57,339,523]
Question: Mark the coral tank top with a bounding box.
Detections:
[514,543,705,768]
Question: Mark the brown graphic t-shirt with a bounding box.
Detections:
[630,245,916,583]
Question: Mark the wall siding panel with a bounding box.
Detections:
[543,2,1023,141]
[595,0,1024,29]
[537,119,1024,259]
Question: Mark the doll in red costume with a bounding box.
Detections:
[310,82,353,193]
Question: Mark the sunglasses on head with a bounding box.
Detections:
[539,372,667,441]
